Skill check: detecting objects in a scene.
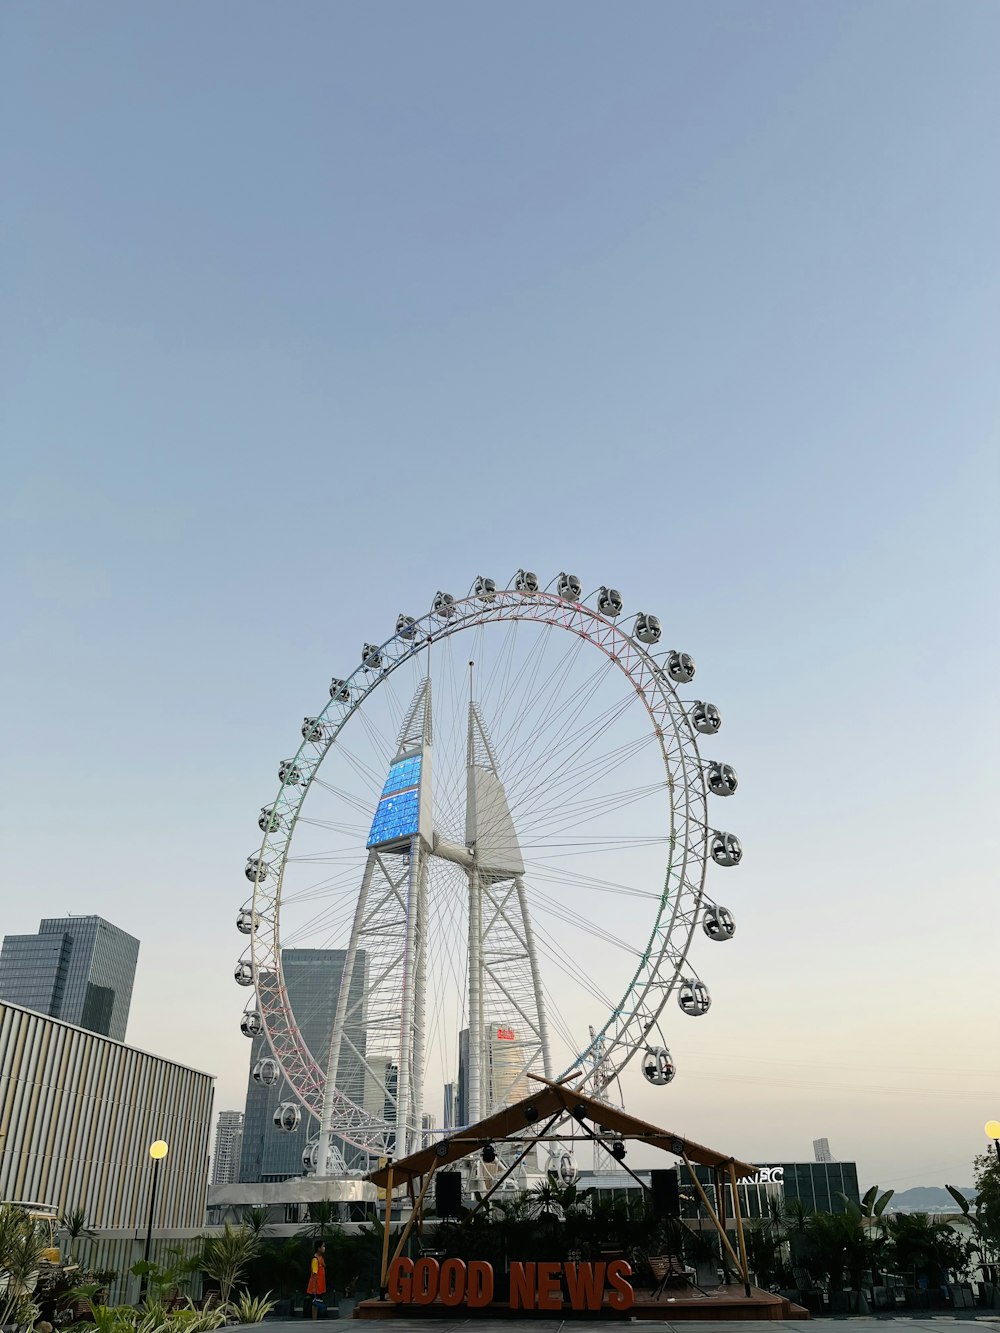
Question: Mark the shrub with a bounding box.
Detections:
[0,1202,47,1329]
[229,1291,276,1324]
[200,1225,259,1307]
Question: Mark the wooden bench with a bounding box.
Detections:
[646,1254,700,1299]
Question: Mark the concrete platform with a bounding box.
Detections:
[231,1315,1000,1332]
[353,1286,809,1322]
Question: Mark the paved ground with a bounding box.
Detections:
[232,1318,1000,1332]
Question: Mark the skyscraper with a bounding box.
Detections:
[0,915,139,1042]
[212,1110,245,1186]
[813,1137,834,1163]
[488,1022,530,1105]
[239,948,368,1182]
[457,1028,470,1127]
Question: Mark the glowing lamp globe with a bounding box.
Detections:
[985,1121,1000,1141]
[149,1140,169,1160]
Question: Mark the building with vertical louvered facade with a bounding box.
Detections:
[0,999,213,1228]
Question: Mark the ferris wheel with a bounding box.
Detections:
[234,570,741,1175]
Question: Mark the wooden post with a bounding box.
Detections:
[727,1161,752,1299]
[715,1165,731,1285]
[681,1154,743,1273]
[386,1166,437,1275]
[379,1165,395,1295]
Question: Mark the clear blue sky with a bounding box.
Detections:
[2,2,997,1189]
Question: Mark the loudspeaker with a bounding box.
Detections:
[651,1168,680,1219]
[435,1171,463,1218]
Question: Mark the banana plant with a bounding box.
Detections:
[839,1185,895,1284]
[945,1184,998,1279]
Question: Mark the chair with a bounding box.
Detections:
[646,1253,704,1299]
[792,1266,824,1313]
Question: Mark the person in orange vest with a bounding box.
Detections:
[307,1240,327,1318]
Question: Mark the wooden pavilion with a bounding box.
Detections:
[366,1073,762,1304]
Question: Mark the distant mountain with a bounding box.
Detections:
[888,1186,975,1213]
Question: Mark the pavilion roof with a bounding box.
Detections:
[365,1074,758,1189]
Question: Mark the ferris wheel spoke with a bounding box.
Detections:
[514,709,648,818]
[350,708,398,775]
[504,671,639,776]
[531,923,615,1011]
[500,662,620,801]
[522,833,669,847]
[310,776,381,819]
[528,889,644,956]
[485,617,569,758]
[495,656,617,806]
[514,707,652,803]
[522,838,668,859]
[503,697,643,829]
[297,817,369,835]
[285,851,370,865]
[524,861,663,898]
[280,877,368,905]
[489,632,592,781]
[275,867,368,901]
[513,756,663,841]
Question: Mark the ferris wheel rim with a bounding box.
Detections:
[243,583,720,1151]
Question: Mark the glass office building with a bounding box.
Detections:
[579,1160,861,1220]
[0,915,139,1042]
[676,1161,860,1219]
[239,948,368,1182]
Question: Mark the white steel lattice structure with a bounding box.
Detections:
[235,571,741,1173]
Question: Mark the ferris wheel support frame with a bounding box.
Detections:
[468,863,484,1125]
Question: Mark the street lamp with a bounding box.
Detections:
[985,1121,1000,1167]
[140,1140,169,1301]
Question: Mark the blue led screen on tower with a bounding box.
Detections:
[379,755,422,796]
[367,755,422,848]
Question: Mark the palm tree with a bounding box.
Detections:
[744,1218,782,1288]
[298,1200,341,1243]
[887,1212,970,1287]
[59,1206,96,1265]
[525,1176,580,1220]
[780,1196,811,1276]
[490,1190,532,1224]
[805,1209,867,1298]
[241,1206,271,1239]
[201,1223,260,1307]
[59,1207,96,1242]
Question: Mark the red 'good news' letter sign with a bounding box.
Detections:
[387,1257,493,1306]
[386,1257,633,1312]
[509,1260,633,1311]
